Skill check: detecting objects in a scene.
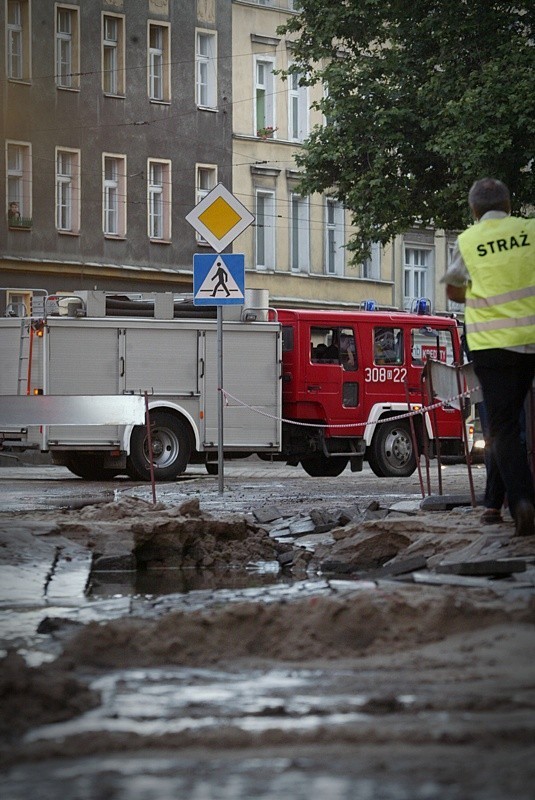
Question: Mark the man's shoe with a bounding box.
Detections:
[514,500,535,537]
[480,508,503,525]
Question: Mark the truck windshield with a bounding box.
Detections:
[411,327,454,365]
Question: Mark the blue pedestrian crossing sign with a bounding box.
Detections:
[193,253,245,306]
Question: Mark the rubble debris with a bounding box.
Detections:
[316,531,412,574]
[368,555,428,578]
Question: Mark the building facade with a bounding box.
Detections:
[2,0,455,315]
[231,0,395,309]
[1,0,232,302]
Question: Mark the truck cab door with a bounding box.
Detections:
[304,325,360,431]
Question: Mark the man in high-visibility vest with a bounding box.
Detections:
[444,178,535,536]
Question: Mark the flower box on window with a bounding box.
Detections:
[257,126,277,139]
[8,216,32,230]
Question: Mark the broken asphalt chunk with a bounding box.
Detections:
[289,517,317,536]
[252,506,285,524]
[435,559,527,577]
[420,494,485,511]
[369,555,428,578]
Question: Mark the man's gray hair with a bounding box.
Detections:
[468,178,511,217]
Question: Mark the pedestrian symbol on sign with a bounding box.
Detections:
[210,259,231,297]
[193,253,245,306]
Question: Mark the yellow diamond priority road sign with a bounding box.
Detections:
[185,183,255,252]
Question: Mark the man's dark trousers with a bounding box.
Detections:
[471,348,535,515]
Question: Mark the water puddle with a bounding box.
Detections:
[89,563,286,600]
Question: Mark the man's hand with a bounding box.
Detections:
[446,284,466,304]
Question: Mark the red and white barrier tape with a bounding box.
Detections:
[220,384,480,430]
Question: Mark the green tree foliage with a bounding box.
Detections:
[279,1,535,261]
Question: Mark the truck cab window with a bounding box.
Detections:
[311,326,357,370]
[374,327,402,365]
[281,325,294,352]
[311,327,338,363]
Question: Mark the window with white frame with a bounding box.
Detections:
[325,198,344,275]
[195,164,216,243]
[148,22,170,102]
[404,246,432,310]
[102,13,125,95]
[196,31,217,108]
[55,147,80,232]
[290,193,309,272]
[6,141,31,226]
[361,241,381,280]
[103,154,126,237]
[55,5,79,89]
[148,159,171,241]
[7,0,30,81]
[255,190,276,269]
[289,68,308,142]
[255,58,275,136]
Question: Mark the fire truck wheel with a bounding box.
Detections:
[64,453,119,481]
[368,420,416,477]
[300,455,348,477]
[127,412,191,481]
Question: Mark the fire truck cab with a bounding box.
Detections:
[278,307,467,478]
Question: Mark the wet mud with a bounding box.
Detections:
[0,476,534,798]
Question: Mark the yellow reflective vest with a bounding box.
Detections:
[457,215,535,351]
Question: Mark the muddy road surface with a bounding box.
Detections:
[0,458,534,799]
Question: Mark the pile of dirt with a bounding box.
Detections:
[56,584,534,669]
[7,496,297,573]
[0,651,99,740]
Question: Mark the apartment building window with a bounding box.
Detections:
[102,13,125,95]
[255,190,275,270]
[325,199,344,275]
[289,69,308,142]
[290,194,309,272]
[148,159,171,241]
[56,5,79,89]
[195,164,216,243]
[255,58,275,136]
[7,0,30,81]
[56,147,80,232]
[362,241,381,280]
[404,246,432,309]
[5,290,32,316]
[148,22,170,102]
[6,141,32,227]
[103,154,126,237]
[196,31,217,108]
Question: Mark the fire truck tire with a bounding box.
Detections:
[300,456,348,477]
[368,420,416,477]
[64,453,120,481]
[127,412,191,481]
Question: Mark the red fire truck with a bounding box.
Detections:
[0,290,469,480]
[278,306,468,478]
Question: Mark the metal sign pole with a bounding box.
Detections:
[217,305,224,494]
